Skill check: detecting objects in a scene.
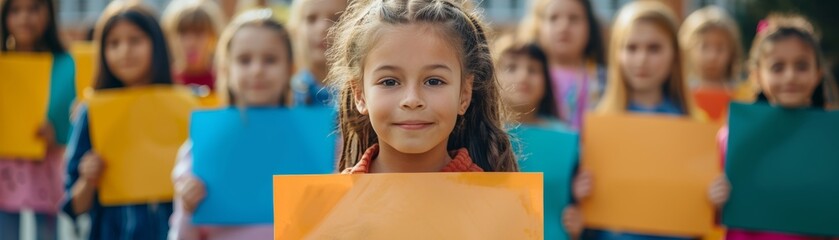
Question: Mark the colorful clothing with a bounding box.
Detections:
[61,105,173,240]
[550,64,607,131]
[0,52,75,220]
[168,141,273,240]
[177,71,215,91]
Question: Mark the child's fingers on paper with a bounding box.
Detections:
[573,171,593,200]
[562,206,584,238]
[35,122,57,145]
[708,176,731,207]
[80,151,105,181]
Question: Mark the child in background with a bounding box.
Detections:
[593,1,704,119]
[494,34,562,128]
[329,0,517,173]
[711,14,839,240]
[168,9,294,240]
[162,0,225,93]
[287,0,347,106]
[61,2,175,239]
[518,0,607,131]
[679,6,753,120]
[578,2,706,240]
[493,34,584,239]
[0,0,75,239]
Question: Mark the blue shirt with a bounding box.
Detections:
[291,70,334,107]
[61,105,172,240]
[626,97,685,116]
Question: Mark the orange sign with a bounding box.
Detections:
[581,114,720,236]
[274,173,544,239]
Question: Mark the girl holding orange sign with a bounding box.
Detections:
[329,0,518,174]
[61,2,176,239]
[576,2,709,240]
[0,0,75,238]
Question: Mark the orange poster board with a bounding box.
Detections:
[0,53,52,159]
[274,173,544,240]
[88,86,198,205]
[581,114,720,236]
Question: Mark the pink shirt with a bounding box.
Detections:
[0,146,65,214]
[168,141,272,240]
[550,66,604,131]
[717,127,822,240]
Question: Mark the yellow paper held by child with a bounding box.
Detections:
[70,42,95,100]
[0,53,53,159]
[88,86,198,205]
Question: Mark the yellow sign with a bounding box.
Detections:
[0,53,53,159]
[70,42,96,100]
[88,86,197,205]
[274,173,544,240]
[581,114,720,236]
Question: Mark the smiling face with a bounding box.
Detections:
[755,37,821,108]
[356,23,472,154]
[227,26,292,106]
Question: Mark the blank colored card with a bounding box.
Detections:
[511,125,579,240]
[0,53,53,159]
[723,103,839,236]
[70,42,95,100]
[88,86,198,205]
[581,114,720,236]
[191,107,337,225]
[273,173,544,240]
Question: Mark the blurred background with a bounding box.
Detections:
[10,0,837,239]
[56,0,838,78]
